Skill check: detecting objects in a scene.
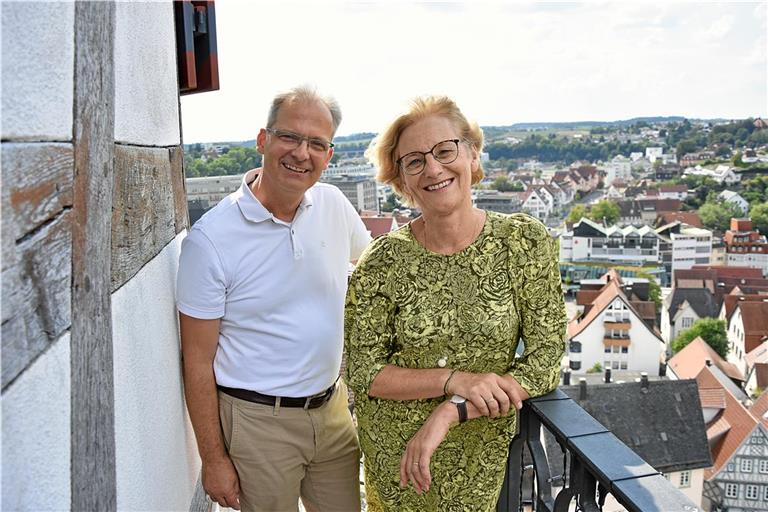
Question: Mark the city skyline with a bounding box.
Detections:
[180,1,768,143]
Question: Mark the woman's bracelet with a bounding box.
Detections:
[443,368,459,396]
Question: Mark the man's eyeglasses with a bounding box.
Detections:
[266,128,334,154]
[397,139,460,175]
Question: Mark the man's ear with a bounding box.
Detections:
[256,128,267,153]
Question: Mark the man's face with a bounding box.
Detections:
[256,99,335,197]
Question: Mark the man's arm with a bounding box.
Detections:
[180,312,241,510]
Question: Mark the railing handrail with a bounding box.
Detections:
[497,389,702,512]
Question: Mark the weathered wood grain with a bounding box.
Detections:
[1,142,74,389]
[71,2,117,510]
[170,145,189,234]
[1,143,74,236]
[111,144,177,292]
[1,212,72,389]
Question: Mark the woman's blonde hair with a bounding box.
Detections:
[366,96,485,207]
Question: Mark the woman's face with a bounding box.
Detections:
[396,115,477,216]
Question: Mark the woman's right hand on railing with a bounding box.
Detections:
[445,372,524,418]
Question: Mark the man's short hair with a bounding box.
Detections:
[266,85,342,136]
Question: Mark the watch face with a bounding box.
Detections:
[451,394,466,404]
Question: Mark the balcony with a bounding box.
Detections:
[496,389,700,512]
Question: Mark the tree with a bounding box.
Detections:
[589,200,620,225]
[671,318,728,358]
[566,204,587,224]
[586,362,603,374]
[699,201,743,232]
[750,202,768,234]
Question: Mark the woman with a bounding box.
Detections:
[344,96,566,511]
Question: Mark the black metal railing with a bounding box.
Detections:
[497,389,702,512]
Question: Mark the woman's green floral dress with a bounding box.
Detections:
[344,212,567,512]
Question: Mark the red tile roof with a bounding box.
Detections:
[656,212,703,229]
[696,366,760,477]
[722,294,768,321]
[699,387,726,409]
[750,392,768,428]
[690,265,764,280]
[360,216,397,238]
[668,336,744,382]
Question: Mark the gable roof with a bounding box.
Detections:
[737,301,768,340]
[559,380,712,473]
[668,337,744,382]
[750,392,768,429]
[696,366,760,478]
[667,288,720,320]
[722,294,768,321]
[655,212,703,229]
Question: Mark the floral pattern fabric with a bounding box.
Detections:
[344,212,567,512]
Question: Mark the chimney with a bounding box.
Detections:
[563,369,571,386]
[604,368,612,384]
[659,362,667,377]
[579,378,587,400]
[705,359,712,367]
[641,372,649,390]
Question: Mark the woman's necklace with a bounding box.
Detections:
[422,210,484,254]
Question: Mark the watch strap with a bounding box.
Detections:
[456,400,468,423]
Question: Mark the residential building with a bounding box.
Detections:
[667,337,744,386]
[475,190,523,214]
[560,218,661,266]
[185,174,243,224]
[616,198,683,225]
[697,366,768,512]
[605,155,632,186]
[646,146,664,162]
[659,184,689,200]
[727,300,768,377]
[724,219,768,277]
[321,174,378,213]
[567,272,664,375]
[654,163,683,181]
[556,378,712,508]
[745,340,768,398]
[684,164,742,185]
[718,190,750,215]
[656,212,704,229]
[520,187,551,220]
[323,161,376,178]
[661,288,720,345]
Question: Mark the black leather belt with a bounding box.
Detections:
[218,383,336,409]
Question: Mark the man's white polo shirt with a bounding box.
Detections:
[176,169,371,397]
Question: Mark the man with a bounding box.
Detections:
[177,86,371,511]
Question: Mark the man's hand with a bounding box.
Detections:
[202,455,241,510]
[399,401,456,495]
[446,372,528,418]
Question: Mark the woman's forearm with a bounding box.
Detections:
[369,364,454,400]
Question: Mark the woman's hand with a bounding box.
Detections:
[399,401,457,495]
[446,372,528,418]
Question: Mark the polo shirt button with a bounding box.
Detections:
[437,357,447,368]
[291,229,295,235]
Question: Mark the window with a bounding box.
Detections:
[612,346,621,354]
[759,459,768,474]
[612,361,619,370]
[764,485,768,501]
[605,347,611,353]
[727,462,734,472]
[621,347,628,354]
[679,471,690,488]
[569,341,582,353]
[681,317,693,329]
[745,484,758,500]
[725,483,738,498]
[620,361,628,370]
[569,361,581,371]
[741,458,753,472]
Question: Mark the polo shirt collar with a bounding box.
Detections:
[237,168,314,223]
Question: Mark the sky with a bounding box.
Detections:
[180,1,768,143]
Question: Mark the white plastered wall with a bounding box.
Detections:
[1,333,71,511]
[1,2,74,140]
[114,1,180,146]
[112,231,200,510]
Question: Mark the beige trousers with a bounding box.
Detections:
[218,381,361,512]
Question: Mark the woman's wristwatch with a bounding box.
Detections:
[450,394,468,423]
